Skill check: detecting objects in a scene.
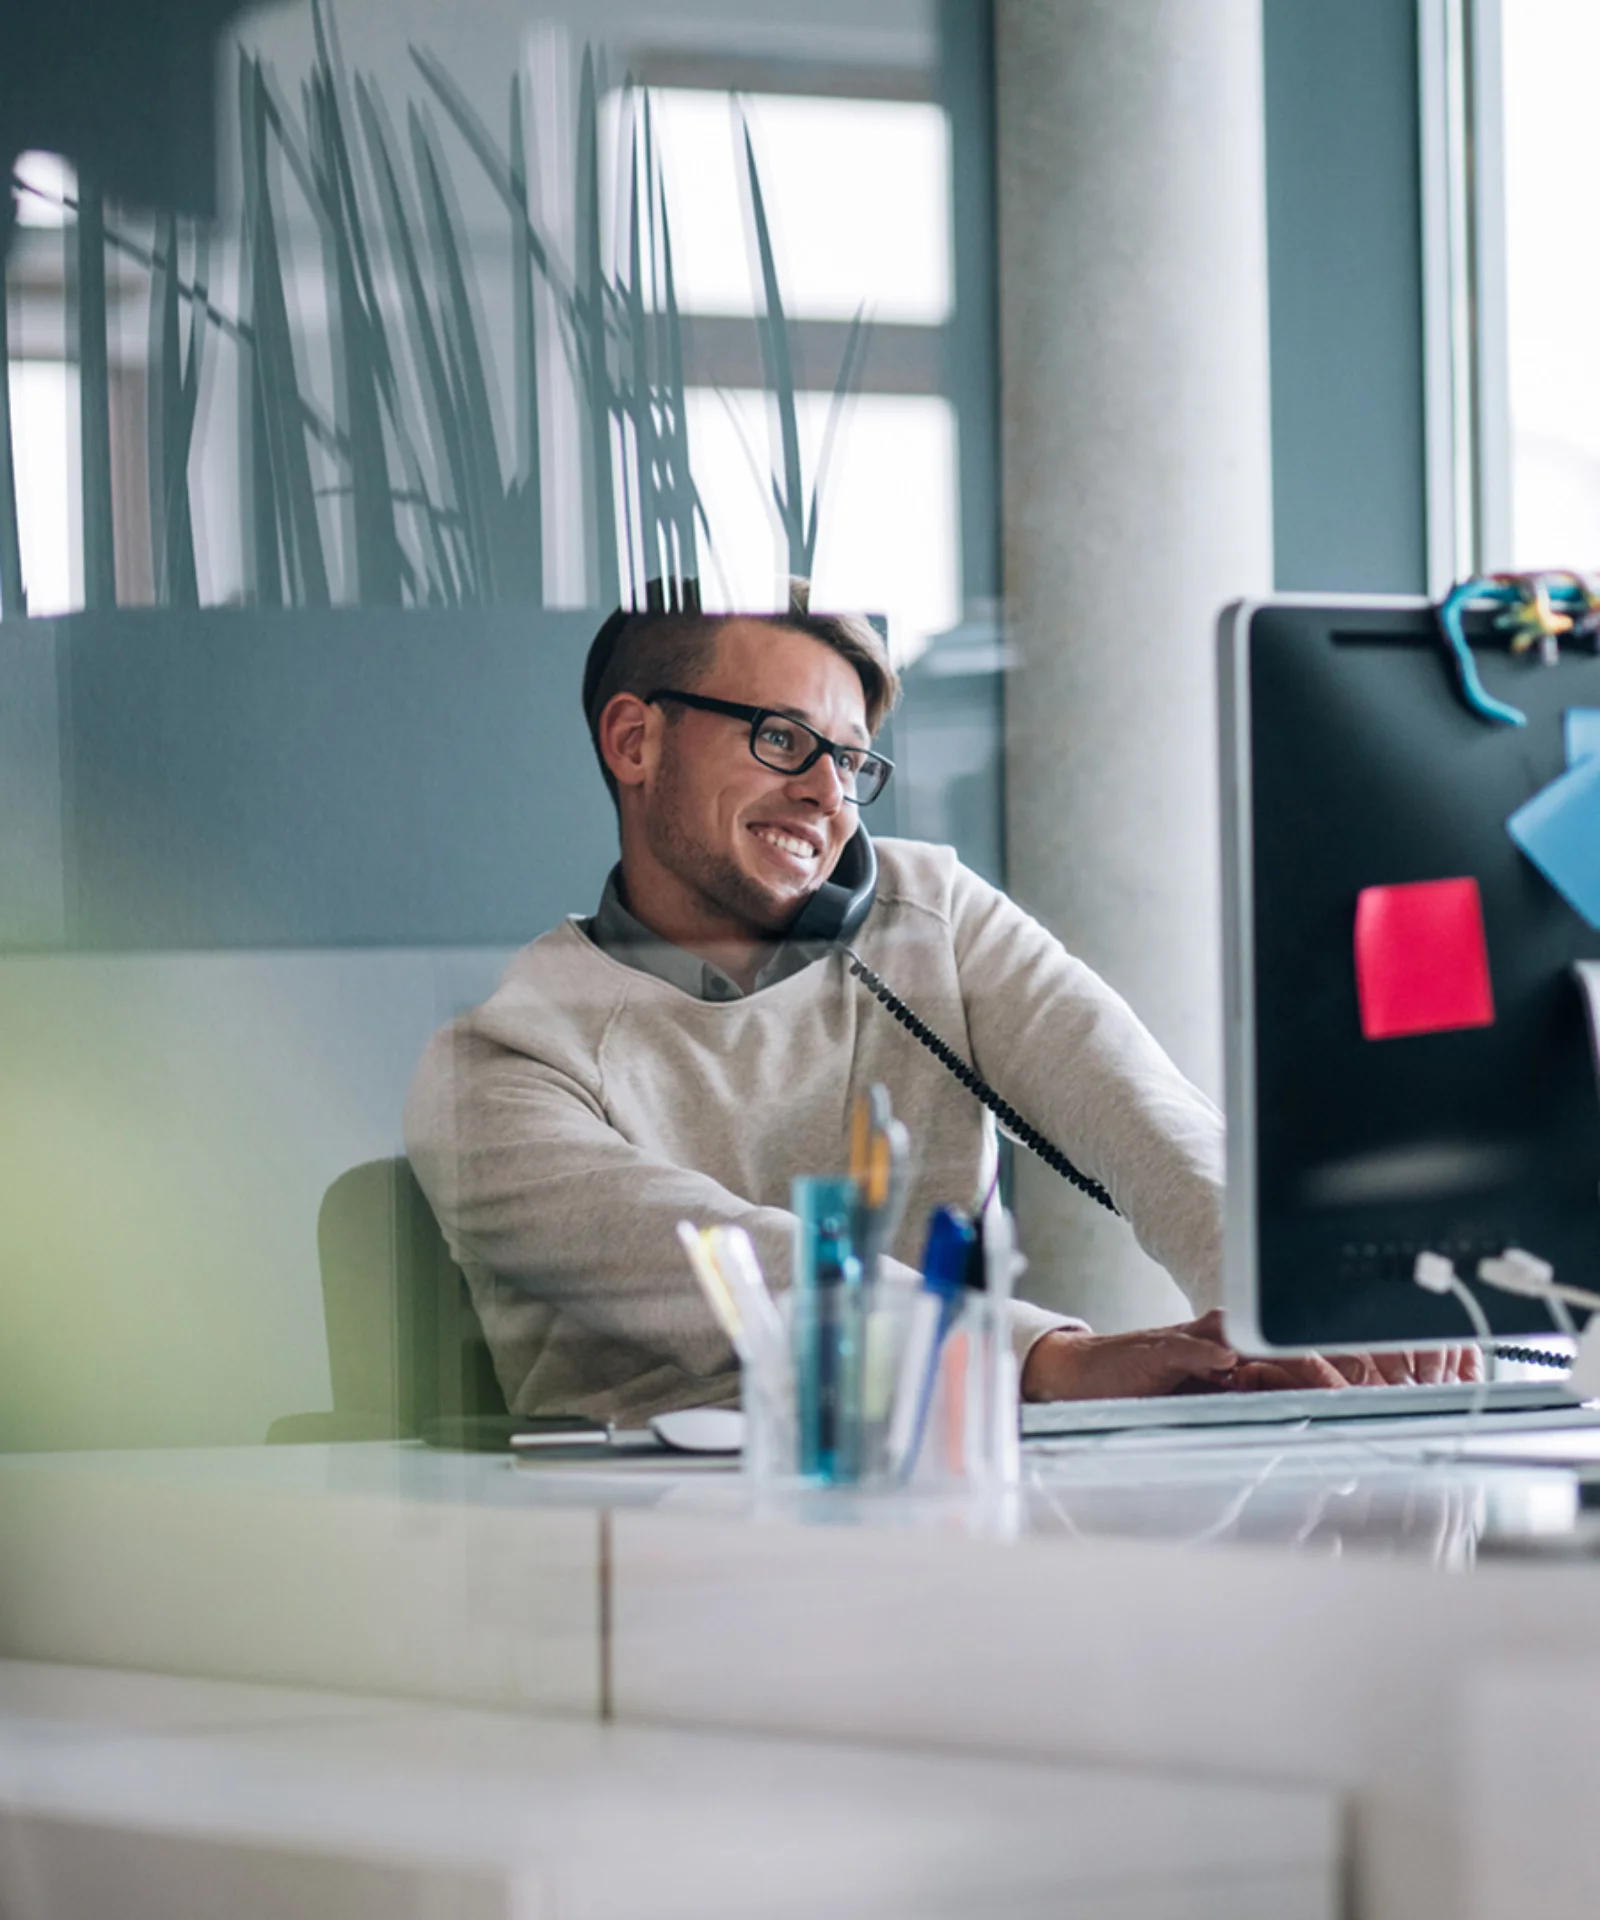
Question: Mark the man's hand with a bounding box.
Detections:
[1021,1310,1240,1402]
[1229,1345,1483,1389]
[1021,1310,1485,1402]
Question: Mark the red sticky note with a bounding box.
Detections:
[1353,878,1495,1040]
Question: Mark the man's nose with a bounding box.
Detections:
[787,751,848,810]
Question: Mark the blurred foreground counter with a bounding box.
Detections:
[0,1660,1333,1920]
[3,1434,1600,1919]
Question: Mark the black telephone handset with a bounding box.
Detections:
[788,821,880,946]
[810,827,1119,1215]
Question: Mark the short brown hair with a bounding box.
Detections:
[582,579,900,803]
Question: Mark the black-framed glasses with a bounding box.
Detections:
[646,689,894,805]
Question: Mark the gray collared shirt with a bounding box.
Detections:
[583,866,821,1001]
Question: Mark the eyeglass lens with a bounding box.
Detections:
[750,714,888,803]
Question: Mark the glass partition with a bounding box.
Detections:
[0,0,1002,1449]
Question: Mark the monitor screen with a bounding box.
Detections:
[1219,595,1600,1351]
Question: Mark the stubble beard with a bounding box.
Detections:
[647,748,805,937]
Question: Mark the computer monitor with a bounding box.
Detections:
[1218,594,1600,1352]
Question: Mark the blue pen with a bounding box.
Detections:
[886,1207,974,1477]
[793,1177,865,1484]
[927,1207,977,1333]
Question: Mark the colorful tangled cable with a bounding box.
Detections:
[1435,570,1600,726]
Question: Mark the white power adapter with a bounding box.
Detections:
[1413,1250,1459,1294]
[1477,1248,1556,1297]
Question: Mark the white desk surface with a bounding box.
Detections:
[0,1659,1337,1920]
[5,1408,1587,1551]
[3,1423,1600,1920]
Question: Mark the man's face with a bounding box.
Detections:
[642,619,871,936]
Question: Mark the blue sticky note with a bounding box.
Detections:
[1507,753,1600,930]
[1565,708,1600,767]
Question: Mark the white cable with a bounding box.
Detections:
[1426,1245,1594,1350]
[1544,1294,1580,1342]
[1413,1253,1493,1436]
[1419,1247,1600,1423]
[1446,1275,1494,1437]
[1475,1248,1600,1319]
[1473,1248,1594,1370]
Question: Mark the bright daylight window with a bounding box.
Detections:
[6,152,76,615]
[5,360,76,616]
[1500,1,1600,566]
[602,87,958,659]
[604,89,951,324]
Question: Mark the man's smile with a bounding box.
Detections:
[748,822,824,868]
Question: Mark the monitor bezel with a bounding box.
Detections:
[1213,591,1575,1355]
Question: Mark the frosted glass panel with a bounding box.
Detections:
[0,0,1005,1450]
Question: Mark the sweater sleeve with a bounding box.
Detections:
[947,863,1225,1313]
[404,1002,1079,1399]
[405,1021,794,1382]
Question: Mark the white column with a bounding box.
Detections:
[996,0,1273,1329]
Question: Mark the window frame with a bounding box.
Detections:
[1418,0,1512,589]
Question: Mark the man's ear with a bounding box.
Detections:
[597,692,655,793]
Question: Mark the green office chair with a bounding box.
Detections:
[266,1157,508,1443]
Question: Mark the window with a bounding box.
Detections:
[1499,0,1600,568]
[596,83,961,657]
[1427,0,1600,579]
[1,14,981,661]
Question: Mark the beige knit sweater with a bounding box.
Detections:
[404,838,1224,1423]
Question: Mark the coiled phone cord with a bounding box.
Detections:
[845,953,1589,1365]
[844,949,1120,1215]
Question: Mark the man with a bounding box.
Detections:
[405,587,1469,1423]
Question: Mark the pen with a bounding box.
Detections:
[675,1220,747,1356]
[886,1206,973,1477]
[792,1176,865,1483]
[981,1192,1019,1307]
[880,1118,912,1257]
[703,1224,787,1375]
[975,1197,1022,1485]
[702,1224,794,1475]
[852,1086,900,1282]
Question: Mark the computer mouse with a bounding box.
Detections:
[649,1407,746,1454]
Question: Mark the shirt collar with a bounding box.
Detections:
[585,866,820,1001]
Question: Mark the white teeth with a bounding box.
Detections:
[753,827,817,860]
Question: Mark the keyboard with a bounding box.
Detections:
[1021,1378,1584,1438]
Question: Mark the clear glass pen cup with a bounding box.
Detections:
[743,1258,1019,1492]
[744,1276,922,1487]
[907,1291,1021,1491]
